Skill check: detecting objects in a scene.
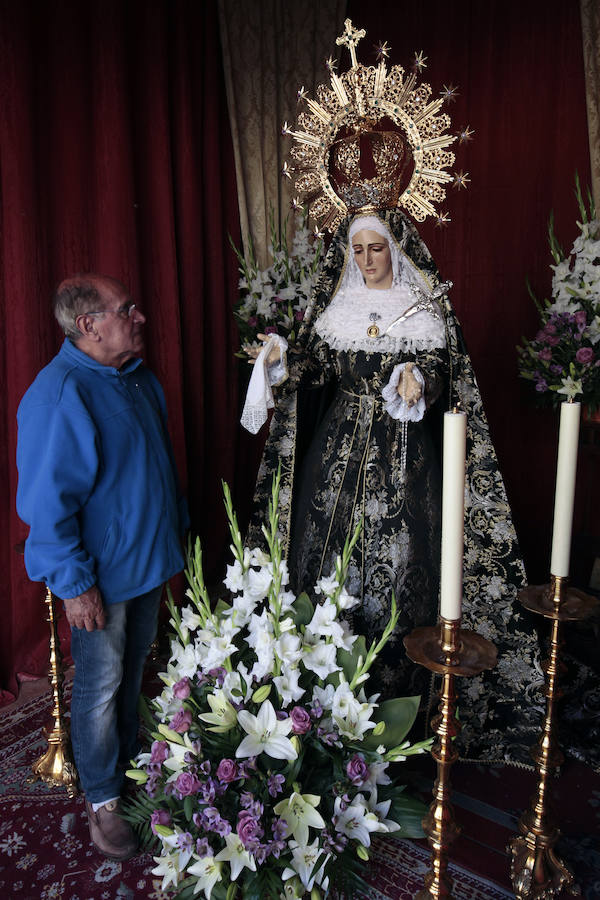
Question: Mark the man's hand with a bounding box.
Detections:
[397,362,423,409]
[63,585,106,631]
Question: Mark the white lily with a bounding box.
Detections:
[198,690,238,733]
[273,792,326,847]
[214,833,257,880]
[236,699,297,760]
[281,838,330,891]
[169,641,198,679]
[187,855,223,898]
[152,850,185,892]
[557,375,583,398]
[307,599,344,642]
[333,794,384,847]
[367,787,401,833]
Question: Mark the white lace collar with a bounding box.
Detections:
[314,284,447,353]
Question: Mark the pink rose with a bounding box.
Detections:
[175,771,202,797]
[173,677,191,700]
[538,347,552,361]
[346,753,369,785]
[171,707,193,733]
[576,347,594,365]
[150,740,169,764]
[248,316,258,327]
[265,325,278,334]
[290,706,311,734]
[216,758,238,783]
[236,810,263,848]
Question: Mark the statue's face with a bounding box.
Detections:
[351,229,393,289]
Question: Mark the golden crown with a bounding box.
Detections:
[282,19,472,231]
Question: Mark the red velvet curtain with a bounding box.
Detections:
[347,0,593,582]
[0,0,242,701]
[0,0,594,703]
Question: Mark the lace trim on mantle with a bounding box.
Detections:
[314,285,446,354]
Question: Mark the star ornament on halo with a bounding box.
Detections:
[440,84,459,103]
[297,85,308,102]
[291,197,304,213]
[325,55,338,74]
[374,40,391,61]
[457,125,475,144]
[413,50,428,73]
[435,212,452,228]
[453,171,471,190]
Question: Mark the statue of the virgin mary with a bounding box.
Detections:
[242,21,544,765]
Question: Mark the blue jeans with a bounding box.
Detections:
[69,585,163,803]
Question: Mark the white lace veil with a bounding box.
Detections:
[337,214,433,296]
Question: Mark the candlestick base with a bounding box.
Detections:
[405,619,497,900]
[27,588,79,798]
[508,575,597,899]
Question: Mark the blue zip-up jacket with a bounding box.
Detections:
[17,339,189,603]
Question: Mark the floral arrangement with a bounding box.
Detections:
[232,210,323,354]
[517,176,600,411]
[124,471,430,899]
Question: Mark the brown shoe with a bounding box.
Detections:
[85,799,138,860]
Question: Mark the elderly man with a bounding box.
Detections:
[16,274,189,860]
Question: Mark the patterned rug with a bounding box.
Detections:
[1,686,598,899]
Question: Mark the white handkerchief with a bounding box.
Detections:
[240,335,288,434]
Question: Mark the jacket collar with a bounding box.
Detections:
[60,338,143,376]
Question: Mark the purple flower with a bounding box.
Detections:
[265,325,278,334]
[574,310,587,330]
[550,364,564,374]
[175,771,201,797]
[290,706,311,735]
[199,760,211,776]
[310,699,323,719]
[267,773,285,797]
[546,335,560,346]
[150,809,172,835]
[240,792,255,809]
[200,779,216,804]
[214,817,232,837]
[216,759,238,784]
[346,753,369,785]
[177,832,194,852]
[171,707,193,733]
[173,677,191,700]
[294,310,305,321]
[146,761,163,776]
[203,807,221,826]
[237,810,264,848]
[150,740,170,764]
[208,667,226,686]
[535,379,549,392]
[538,347,552,361]
[237,758,257,779]
[196,837,211,857]
[576,347,594,365]
[248,316,258,327]
[271,817,288,841]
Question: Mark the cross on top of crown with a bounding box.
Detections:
[335,18,366,68]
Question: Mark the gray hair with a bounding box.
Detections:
[53,276,102,340]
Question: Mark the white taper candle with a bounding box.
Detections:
[440,410,467,620]
[550,401,581,577]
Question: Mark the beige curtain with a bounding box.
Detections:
[219,0,347,267]
[581,0,600,213]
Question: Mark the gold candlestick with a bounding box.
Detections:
[28,588,79,797]
[405,618,498,899]
[508,574,599,898]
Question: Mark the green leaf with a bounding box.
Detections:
[360,696,420,751]
[292,591,314,627]
[337,635,367,685]
[387,792,428,838]
[183,795,194,822]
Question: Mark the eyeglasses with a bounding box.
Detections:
[87,302,138,320]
